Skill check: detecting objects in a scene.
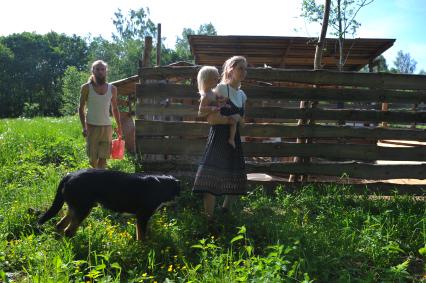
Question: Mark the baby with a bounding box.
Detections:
[197,66,239,148]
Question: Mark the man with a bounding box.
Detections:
[78,60,122,169]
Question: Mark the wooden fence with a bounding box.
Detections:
[135,66,426,193]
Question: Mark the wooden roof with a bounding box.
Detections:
[188,35,395,71]
[112,75,139,96]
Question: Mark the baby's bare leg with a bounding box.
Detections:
[228,115,241,149]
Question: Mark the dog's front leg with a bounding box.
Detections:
[135,213,152,241]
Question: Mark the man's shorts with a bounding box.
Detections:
[86,124,112,161]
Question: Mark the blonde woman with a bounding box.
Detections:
[193,56,248,224]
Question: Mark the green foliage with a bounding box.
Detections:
[301,0,374,70]
[61,66,89,116]
[0,7,218,118]
[174,23,217,62]
[0,117,425,282]
[112,7,156,42]
[392,50,417,74]
[22,102,41,118]
[0,32,88,117]
[375,55,388,72]
[301,0,372,38]
[86,7,157,81]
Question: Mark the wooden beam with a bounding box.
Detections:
[156,24,161,66]
[247,161,426,180]
[142,36,152,68]
[137,139,426,161]
[135,120,426,141]
[250,181,425,195]
[139,159,426,180]
[136,104,426,123]
[136,83,426,103]
[139,67,426,90]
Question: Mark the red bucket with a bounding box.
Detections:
[111,137,125,159]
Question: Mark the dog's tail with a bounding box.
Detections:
[38,175,69,225]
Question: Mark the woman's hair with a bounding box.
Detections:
[88,60,108,83]
[221,56,247,84]
[197,66,219,93]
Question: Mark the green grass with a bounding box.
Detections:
[0,116,425,282]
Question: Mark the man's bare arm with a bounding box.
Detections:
[78,84,89,137]
[111,85,122,137]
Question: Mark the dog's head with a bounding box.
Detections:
[152,175,180,201]
[166,175,181,198]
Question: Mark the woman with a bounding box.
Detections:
[193,56,248,222]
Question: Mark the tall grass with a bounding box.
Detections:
[0,116,425,282]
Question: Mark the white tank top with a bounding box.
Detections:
[86,83,112,126]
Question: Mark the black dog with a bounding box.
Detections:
[38,169,180,240]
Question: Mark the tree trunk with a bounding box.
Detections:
[336,0,345,121]
[314,0,331,70]
[289,0,331,183]
[337,0,343,72]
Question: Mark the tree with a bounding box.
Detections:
[0,42,15,117]
[174,23,217,62]
[112,7,156,42]
[392,50,417,74]
[301,0,374,71]
[374,55,388,72]
[87,7,157,81]
[174,28,196,62]
[314,0,332,69]
[419,69,426,75]
[0,32,88,117]
[291,0,331,183]
[61,66,89,116]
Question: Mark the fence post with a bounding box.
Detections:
[156,24,162,66]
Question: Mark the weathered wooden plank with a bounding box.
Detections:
[137,165,426,195]
[136,139,426,161]
[135,120,426,141]
[140,160,426,179]
[139,67,426,90]
[136,83,426,103]
[247,162,426,180]
[136,104,426,123]
[251,182,426,195]
[136,104,198,117]
[248,107,426,123]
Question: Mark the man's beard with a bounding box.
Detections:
[93,75,106,85]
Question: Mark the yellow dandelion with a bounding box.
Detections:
[168,264,173,272]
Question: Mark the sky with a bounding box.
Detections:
[1,0,425,72]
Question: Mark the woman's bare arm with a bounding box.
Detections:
[207,112,230,124]
[198,95,219,117]
[240,101,246,127]
[197,94,229,125]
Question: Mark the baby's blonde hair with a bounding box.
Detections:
[197,66,219,93]
[221,56,247,84]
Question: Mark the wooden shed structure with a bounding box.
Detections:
[188,35,395,71]
[132,35,425,194]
